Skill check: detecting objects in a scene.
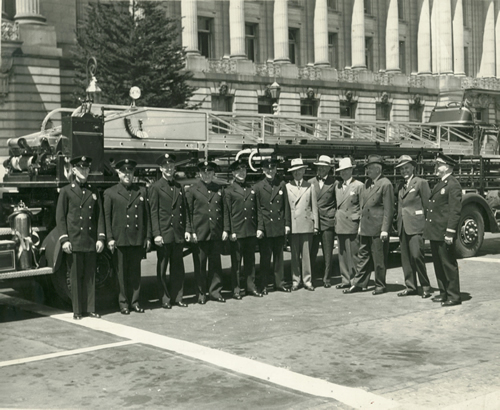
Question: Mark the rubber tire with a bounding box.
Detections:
[455,205,484,258]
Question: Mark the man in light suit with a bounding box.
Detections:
[423,154,462,307]
[285,158,319,291]
[344,155,394,295]
[309,155,337,288]
[334,157,364,289]
[395,155,432,298]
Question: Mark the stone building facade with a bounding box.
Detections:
[1,0,500,156]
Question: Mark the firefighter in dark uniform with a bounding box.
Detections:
[149,153,188,309]
[103,159,151,315]
[185,160,227,304]
[423,154,463,306]
[224,159,262,299]
[56,156,105,320]
[254,157,291,293]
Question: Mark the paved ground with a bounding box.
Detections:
[1,235,500,409]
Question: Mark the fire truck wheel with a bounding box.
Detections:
[455,205,484,258]
[50,253,71,304]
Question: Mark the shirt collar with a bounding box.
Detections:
[441,172,452,181]
[343,177,352,185]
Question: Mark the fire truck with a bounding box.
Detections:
[1,84,499,302]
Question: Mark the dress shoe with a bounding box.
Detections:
[198,296,206,305]
[262,289,268,295]
[422,292,432,299]
[161,303,172,309]
[441,300,462,307]
[233,294,242,300]
[324,283,332,288]
[372,288,387,295]
[132,305,145,313]
[249,291,263,297]
[73,314,82,320]
[343,286,362,294]
[277,286,291,293]
[291,286,300,291]
[211,296,226,303]
[176,301,188,307]
[336,283,351,289]
[120,308,130,315]
[88,312,101,318]
[397,289,418,297]
[432,296,446,303]
[304,286,315,291]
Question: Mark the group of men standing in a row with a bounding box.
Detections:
[56,151,462,320]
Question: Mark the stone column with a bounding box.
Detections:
[229,0,246,59]
[452,0,465,76]
[181,0,199,56]
[418,0,432,74]
[479,0,496,77]
[274,0,289,63]
[351,0,366,69]
[314,0,329,66]
[386,0,399,72]
[438,0,453,74]
[430,0,439,73]
[496,2,500,78]
[14,0,45,24]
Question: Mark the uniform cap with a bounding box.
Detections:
[198,160,217,171]
[435,153,457,167]
[70,155,92,168]
[395,155,417,168]
[156,153,177,166]
[229,159,247,171]
[261,157,279,168]
[115,158,137,172]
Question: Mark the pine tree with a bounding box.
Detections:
[72,0,196,108]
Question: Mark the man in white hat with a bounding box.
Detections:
[285,158,319,291]
[395,155,432,298]
[334,157,364,289]
[309,155,337,288]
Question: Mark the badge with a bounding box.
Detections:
[251,190,255,194]
[415,210,423,215]
[92,193,97,200]
[279,190,283,195]
[140,196,144,201]
[440,188,446,195]
[218,191,222,196]
[409,188,416,193]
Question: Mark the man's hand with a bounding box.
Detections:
[108,240,116,253]
[96,240,104,253]
[314,228,319,235]
[230,233,237,242]
[285,226,291,235]
[144,238,151,252]
[222,231,229,241]
[154,236,164,247]
[444,236,454,245]
[191,233,198,243]
[62,241,72,254]
[184,232,191,242]
[256,230,264,239]
[380,231,389,242]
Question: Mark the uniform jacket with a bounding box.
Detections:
[149,177,186,244]
[359,176,394,236]
[185,180,224,241]
[103,183,151,247]
[254,176,287,238]
[223,180,257,238]
[285,180,319,234]
[423,174,462,241]
[397,176,431,236]
[56,182,106,252]
[308,175,337,231]
[335,178,364,235]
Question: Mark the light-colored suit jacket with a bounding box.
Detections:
[285,180,319,234]
[335,178,364,235]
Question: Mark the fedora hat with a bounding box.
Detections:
[337,157,355,171]
[313,155,334,167]
[395,155,417,168]
[288,158,308,172]
[365,154,384,167]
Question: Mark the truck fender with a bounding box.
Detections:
[41,227,63,272]
[462,193,499,233]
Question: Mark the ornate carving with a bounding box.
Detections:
[207,59,237,74]
[298,66,322,80]
[1,21,19,41]
[374,72,394,86]
[461,76,500,90]
[407,75,426,88]
[337,70,359,83]
[255,62,282,78]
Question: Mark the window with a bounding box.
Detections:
[398,0,404,20]
[3,0,15,19]
[365,37,373,71]
[245,24,258,62]
[198,17,213,58]
[327,0,338,11]
[258,97,275,134]
[464,47,469,76]
[328,33,339,69]
[340,101,355,119]
[211,96,233,133]
[399,41,406,74]
[409,104,424,122]
[300,99,318,135]
[289,29,299,65]
[364,0,372,15]
[475,109,489,123]
[376,103,391,121]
